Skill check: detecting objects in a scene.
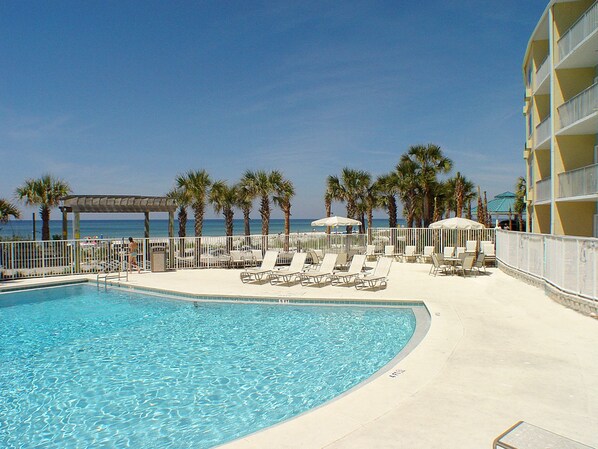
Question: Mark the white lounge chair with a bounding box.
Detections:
[403,245,417,263]
[443,246,455,258]
[465,240,478,253]
[269,252,307,285]
[366,244,378,261]
[418,246,434,263]
[240,250,278,283]
[330,254,367,286]
[482,242,496,267]
[355,256,392,289]
[299,253,338,286]
[384,245,401,260]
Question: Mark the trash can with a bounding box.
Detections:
[151,247,167,272]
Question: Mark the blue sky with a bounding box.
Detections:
[1,0,548,220]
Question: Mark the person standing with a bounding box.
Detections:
[128,237,141,273]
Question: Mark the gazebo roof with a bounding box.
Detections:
[472,191,517,215]
[61,195,177,213]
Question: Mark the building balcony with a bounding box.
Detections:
[558,163,598,200]
[557,0,598,69]
[557,82,598,134]
[533,115,551,149]
[535,177,552,204]
[533,56,550,94]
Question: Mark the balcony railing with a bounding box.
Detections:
[534,115,551,147]
[535,177,552,202]
[558,0,598,61]
[558,82,598,129]
[558,163,598,198]
[534,56,550,90]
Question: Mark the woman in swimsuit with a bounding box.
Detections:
[128,237,141,273]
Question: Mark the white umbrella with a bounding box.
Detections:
[429,217,485,230]
[311,216,362,227]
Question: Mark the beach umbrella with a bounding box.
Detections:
[428,217,485,230]
[311,216,362,227]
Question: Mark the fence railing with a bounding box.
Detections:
[370,227,496,253]
[534,55,550,90]
[534,115,551,147]
[535,177,552,203]
[496,229,598,301]
[0,233,367,279]
[557,0,598,61]
[558,162,598,198]
[558,82,598,129]
[0,228,498,280]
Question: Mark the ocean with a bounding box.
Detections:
[0,218,404,240]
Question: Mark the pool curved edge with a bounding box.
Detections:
[217,298,459,449]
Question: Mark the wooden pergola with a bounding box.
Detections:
[59,195,178,239]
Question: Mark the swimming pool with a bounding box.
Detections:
[0,285,424,448]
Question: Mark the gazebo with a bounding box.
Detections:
[472,191,518,223]
[59,195,178,239]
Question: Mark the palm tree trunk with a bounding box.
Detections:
[367,208,374,243]
[284,206,291,252]
[194,203,204,236]
[260,195,270,250]
[325,197,331,235]
[388,196,397,228]
[225,208,234,252]
[178,207,187,238]
[41,206,50,241]
[243,206,251,246]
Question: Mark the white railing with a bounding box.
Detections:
[534,55,550,90]
[534,115,551,147]
[558,82,598,129]
[496,230,598,301]
[535,177,552,202]
[557,0,598,61]
[558,163,598,198]
[0,233,367,279]
[370,227,495,254]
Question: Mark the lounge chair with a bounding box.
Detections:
[355,256,392,289]
[482,242,496,267]
[429,253,452,276]
[494,421,594,449]
[455,253,476,277]
[268,252,307,285]
[330,254,367,286]
[443,246,455,258]
[240,250,279,283]
[473,253,486,275]
[335,252,349,270]
[299,253,338,286]
[455,246,466,258]
[251,250,264,266]
[384,245,401,260]
[306,250,321,269]
[365,244,378,261]
[465,240,478,253]
[418,246,434,263]
[403,245,417,263]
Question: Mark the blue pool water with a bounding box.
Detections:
[0,285,418,448]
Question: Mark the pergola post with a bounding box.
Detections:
[144,211,150,266]
[168,211,175,268]
[60,207,69,240]
[74,212,81,272]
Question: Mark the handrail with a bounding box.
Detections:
[558,82,598,128]
[557,0,598,61]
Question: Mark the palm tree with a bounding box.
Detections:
[359,179,380,240]
[514,176,527,230]
[476,186,484,225]
[210,181,237,251]
[396,158,419,227]
[273,177,295,251]
[376,173,398,228]
[15,175,71,241]
[166,187,190,238]
[176,170,211,237]
[326,168,371,233]
[242,170,282,236]
[401,144,453,227]
[235,180,254,238]
[0,199,21,224]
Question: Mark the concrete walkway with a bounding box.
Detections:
[2,263,597,448]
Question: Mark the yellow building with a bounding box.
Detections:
[523,0,598,237]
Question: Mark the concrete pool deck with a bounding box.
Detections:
[2,263,597,448]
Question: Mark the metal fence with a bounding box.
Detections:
[0,232,367,279]
[557,0,598,61]
[370,227,496,253]
[496,229,598,301]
